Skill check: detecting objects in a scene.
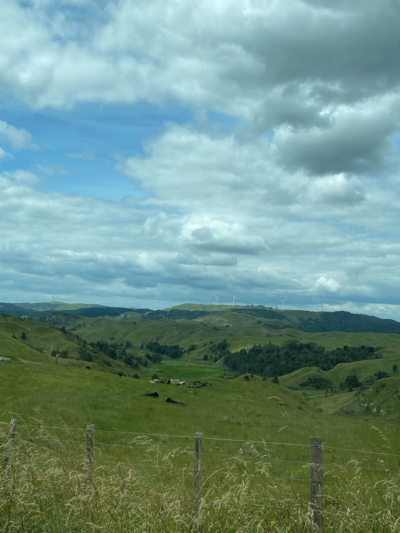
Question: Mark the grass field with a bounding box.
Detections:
[1,305,400,531]
[1,358,400,531]
[2,359,399,459]
[2,429,399,532]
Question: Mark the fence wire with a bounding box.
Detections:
[3,421,400,474]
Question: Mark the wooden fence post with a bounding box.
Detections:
[193,432,203,514]
[86,424,95,477]
[3,419,18,471]
[310,437,324,531]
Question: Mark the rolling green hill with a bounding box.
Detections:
[0,314,138,375]
[1,304,400,533]
[2,302,400,422]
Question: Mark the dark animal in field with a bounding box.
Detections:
[86,366,91,370]
[189,380,210,389]
[143,392,159,398]
[166,397,186,407]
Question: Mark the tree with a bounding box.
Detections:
[393,364,398,373]
[79,349,93,362]
[344,374,361,392]
[203,354,208,361]
[272,375,280,385]
[21,332,27,340]
[124,355,135,368]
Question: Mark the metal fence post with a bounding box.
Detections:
[86,424,95,478]
[3,419,18,471]
[193,432,203,514]
[310,436,324,531]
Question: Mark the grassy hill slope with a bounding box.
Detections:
[0,314,136,375]
[2,360,399,459]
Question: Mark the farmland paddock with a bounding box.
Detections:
[1,419,400,532]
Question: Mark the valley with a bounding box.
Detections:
[1,302,400,531]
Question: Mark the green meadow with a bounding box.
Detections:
[1,305,400,531]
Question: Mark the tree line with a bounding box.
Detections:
[224,340,381,378]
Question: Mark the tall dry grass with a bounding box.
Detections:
[1,425,399,532]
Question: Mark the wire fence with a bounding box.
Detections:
[2,419,400,530]
[4,421,400,467]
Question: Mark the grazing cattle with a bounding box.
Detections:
[143,392,159,398]
[166,397,186,407]
[86,366,91,370]
[190,380,210,389]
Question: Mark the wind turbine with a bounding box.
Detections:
[0,293,6,302]
[232,296,238,307]
[280,298,287,310]
[215,296,219,305]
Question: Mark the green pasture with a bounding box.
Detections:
[1,360,399,473]
[0,314,81,359]
[1,305,400,531]
[141,359,237,380]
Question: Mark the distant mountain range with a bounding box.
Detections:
[1,301,400,335]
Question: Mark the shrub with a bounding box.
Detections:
[341,374,361,392]
[300,376,333,390]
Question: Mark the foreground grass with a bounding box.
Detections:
[1,427,399,533]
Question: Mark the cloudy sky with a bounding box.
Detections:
[1,0,400,318]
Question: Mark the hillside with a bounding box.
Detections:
[162,304,400,334]
[1,303,400,533]
[5,299,400,334]
[2,302,400,420]
[0,301,139,318]
[0,314,137,375]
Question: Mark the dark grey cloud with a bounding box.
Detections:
[243,1,400,100]
[274,103,400,175]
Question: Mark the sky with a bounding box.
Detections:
[1,0,400,318]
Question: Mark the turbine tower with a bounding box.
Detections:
[280,298,287,310]
[215,296,219,305]
[232,296,238,307]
